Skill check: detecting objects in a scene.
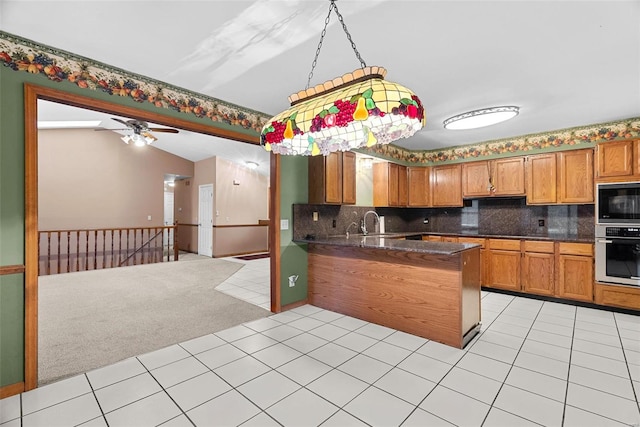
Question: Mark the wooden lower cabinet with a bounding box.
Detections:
[556,243,594,302]
[594,283,640,310]
[458,237,488,285]
[522,240,555,296]
[488,239,521,291]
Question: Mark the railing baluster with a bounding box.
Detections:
[56,231,61,274]
[46,231,51,275]
[111,230,114,268]
[66,232,70,273]
[93,230,97,270]
[76,231,80,272]
[85,230,89,271]
[173,224,178,261]
[102,229,106,270]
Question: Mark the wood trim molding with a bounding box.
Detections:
[0,265,26,276]
[0,382,24,399]
[213,224,269,228]
[23,83,263,391]
[270,154,281,313]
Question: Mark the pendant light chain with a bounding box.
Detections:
[306,0,367,90]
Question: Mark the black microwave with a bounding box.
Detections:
[597,182,640,224]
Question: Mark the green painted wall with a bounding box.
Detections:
[279,156,308,306]
[0,274,24,386]
[0,65,267,388]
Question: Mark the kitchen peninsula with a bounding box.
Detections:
[295,234,482,349]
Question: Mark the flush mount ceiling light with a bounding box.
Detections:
[443,106,519,130]
[246,161,259,169]
[261,0,424,156]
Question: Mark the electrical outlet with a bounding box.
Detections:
[538,219,545,227]
[423,218,429,224]
[313,211,319,221]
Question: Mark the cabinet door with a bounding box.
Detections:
[557,254,593,302]
[388,163,400,206]
[373,162,390,206]
[493,157,525,196]
[597,140,633,178]
[462,161,491,197]
[431,164,462,207]
[526,153,557,204]
[342,151,356,204]
[488,250,521,291]
[309,153,342,204]
[398,165,408,206]
[522,252,555,296]
[558,149,594,203]
[408,167,431,206]
[458,237,488,285]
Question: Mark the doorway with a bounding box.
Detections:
[23,84,281,390]
[198,184,214,257]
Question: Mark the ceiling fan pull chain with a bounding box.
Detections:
[305,1,367,90]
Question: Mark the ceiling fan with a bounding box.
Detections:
[96,118,179,146]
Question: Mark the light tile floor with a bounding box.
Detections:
[215,256,271,311]
[2,265,640,426]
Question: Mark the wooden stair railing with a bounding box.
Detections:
[38,224,179,276]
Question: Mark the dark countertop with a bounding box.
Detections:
[420,230,594,243]
[295,233,480,255]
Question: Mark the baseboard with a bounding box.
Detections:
[214,249,269,258]
[0,381,24,398]
[280,299,309,312]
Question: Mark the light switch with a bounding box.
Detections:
[147,215,152,221]
[280,219,289,230]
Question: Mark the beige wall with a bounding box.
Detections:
[174,156,269,256]
[38,129,194,230]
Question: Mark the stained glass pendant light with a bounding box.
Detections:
[261,0,425,156]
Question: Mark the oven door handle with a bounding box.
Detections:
[631,276,640,280]
[597,239,613,244]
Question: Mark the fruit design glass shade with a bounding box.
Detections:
[261,67,425,156]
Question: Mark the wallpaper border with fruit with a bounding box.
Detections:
[361,117,640,165]
[0,31,272,134]
[2,30,639,164]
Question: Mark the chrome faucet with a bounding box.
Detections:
[361,210,380,235]
[345,221,359,238]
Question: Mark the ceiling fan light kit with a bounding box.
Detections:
[443,106,520,130]
[260,0,425,156]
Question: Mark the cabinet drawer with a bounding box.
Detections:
[523,240,554,253]
[422,235,442,242]
[441,236,458,243]
[595,283,640,310]
[558,242,593,256]
[457,237,486,249]
[488,239,521,251]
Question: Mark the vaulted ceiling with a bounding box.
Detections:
[3,0,639,164]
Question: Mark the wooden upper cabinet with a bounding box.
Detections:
[398,165,408,206]
[596,140,633,178]
[526,153,557,204]
[462,161,491,198]
[558,148,594,203]
[407,167,431,206]
[342,151,356,204]
[493,157,525,196]
[373,162,406,207]
[461,158,524,198]
[431,164,462,207]
[308,151,355,204]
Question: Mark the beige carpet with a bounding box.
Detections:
[38,256,270,386]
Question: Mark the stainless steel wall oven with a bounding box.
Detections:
[595,226,640,287]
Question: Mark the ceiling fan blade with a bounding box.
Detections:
[142,131,158,141]
[94,127,130,131]
[111,118,130,127]
[148,128,179,133]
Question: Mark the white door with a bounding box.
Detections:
[198,184,214,257]
[163,191,174,247]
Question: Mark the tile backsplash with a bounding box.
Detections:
[293,198,594,241]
